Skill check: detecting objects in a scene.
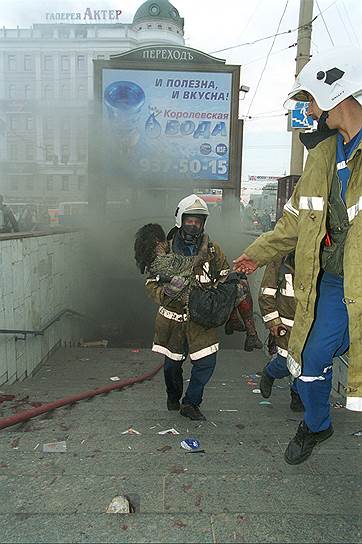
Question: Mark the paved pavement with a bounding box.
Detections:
[0,344,361,543]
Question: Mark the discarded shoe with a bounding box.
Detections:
[180,404,206,421]
[290,390,304,412]
[260,368,275,398]
[284,421,333,465]
[167,399,180,411]
[244,334,263,351]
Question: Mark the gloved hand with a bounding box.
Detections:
[163,276,187,297]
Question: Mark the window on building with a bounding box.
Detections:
[7,55,16,71]
[77,144,87,162]
[43,85,53,99]
[9,117,18,130]
[43,55,53,71]
[41,29,53,39]
[77,55,86,71]
[24,55,32,71]
[61,144,70,164]
[61,56,70,71]
[97,55,105,59]
[78,175,86,191]
[8,84,16,99]
[46,175,53,191]
[157,24,162,29]
[60,84,70,99]
[24,85,32,99]
[26,117,34,130]
[58,28,70,39]
[75,28,87,38]
[9,144,17,160]
[45,145,53,161]
[25,144,34,160]
[61,175,69,191]
[77,85,86,99]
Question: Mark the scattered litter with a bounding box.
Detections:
[131,348,140,353]
[252,389,261,394]
[219,409,238,412]
[222,383,226,386]
[333,401,344,409]
[128,446,132,450]
[11,438,20,449]
[79,357,90,362]
[80,339,108,348]
[352,430,362,437]
[106,496,130,514]
[249,373,261,379]
[275,385,287,389]
[210,421,217,427]
[158,428,180,435]
[259,400,272,405]
[286,418,299,422]
[81,439,86,444]
[121,428,141,435]
[33,443,39,451]
[157,445,172,452]
[110,376,121,382]
[180,438,201,452]
[239,441,243,445]
[43,441,67,453]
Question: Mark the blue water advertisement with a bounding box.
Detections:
[102,68,232,181]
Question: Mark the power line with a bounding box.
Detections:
[341,0,361,47]
[242,42,297,66]
[246,0,290,118]
[209,0,338,55]
[316,0,334,46]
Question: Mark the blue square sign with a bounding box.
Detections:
[291,101,314,129]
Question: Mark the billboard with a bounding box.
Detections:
[101,68,232,182]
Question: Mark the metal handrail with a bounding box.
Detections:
[0,309,91,339]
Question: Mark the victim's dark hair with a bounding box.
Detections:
[134,223,166,274]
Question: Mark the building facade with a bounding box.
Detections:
[0,0,184,210]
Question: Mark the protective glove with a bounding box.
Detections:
[163,276,187,298]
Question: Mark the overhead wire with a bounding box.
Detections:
[316,0,335,46]
[341,0,361,47]
[246,0,290,118]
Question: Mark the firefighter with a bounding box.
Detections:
[0,195,19,233]
[145,194,230,421]
[258,252,304,412]
[233,47,362,464]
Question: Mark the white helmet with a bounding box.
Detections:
[175,194,209,228]
[284,47,362,111]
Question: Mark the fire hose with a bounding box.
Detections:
[0,362,163,431]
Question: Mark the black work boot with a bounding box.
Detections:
[290,390,304,412]
[284,421,334,465]
[180,404,206,421]
[260,368,275,398]
[167,398,180,411]
[244,334,263,352]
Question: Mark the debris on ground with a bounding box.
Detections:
[252,389,261,394]
[180,438,201,451]
[110,376,121,381]
[352,430,362,437]
[259,400,272,405]
[157,445,172,452]
[332,401,344,409]
[106,496,130,514]
[42,441,67,453]
[131,349,141,353]
[219,409,238,412]
[11,438,20,449]
[79,358,90,362]
[0,394,15,404]
[158,428,180,435]
[79,339,108,348]
[121,428,141,435]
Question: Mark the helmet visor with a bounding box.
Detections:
[283,89,310,110]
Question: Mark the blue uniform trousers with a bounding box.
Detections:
[297,272,349,432]
[164,348,217,407]
[266,354,297,392]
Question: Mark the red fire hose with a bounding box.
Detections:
[0,362,163,431]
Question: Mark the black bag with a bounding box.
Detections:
[188,272,244,329]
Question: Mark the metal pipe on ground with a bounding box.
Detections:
[0,363,163,431]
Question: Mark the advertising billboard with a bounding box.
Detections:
[102,68,232,182]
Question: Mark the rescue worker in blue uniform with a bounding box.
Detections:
[234,47,362,464]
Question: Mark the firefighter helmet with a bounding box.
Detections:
[174,194,209,228]
[284,46,362,111]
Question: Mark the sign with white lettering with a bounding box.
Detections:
[102,68,232,181]
[45,8,122,22]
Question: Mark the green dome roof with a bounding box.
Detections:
[133,0,184,30]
